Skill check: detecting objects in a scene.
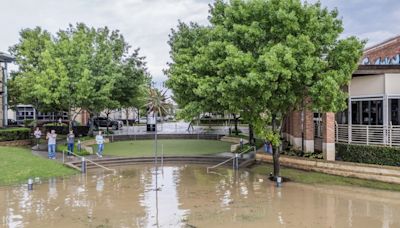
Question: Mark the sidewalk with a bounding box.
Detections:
[257,153,400,184]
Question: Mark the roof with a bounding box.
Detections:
[364,35,400,55]
[353,64,400,76]
[0,52,15,62]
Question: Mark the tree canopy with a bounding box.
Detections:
[9,23,150,126]
[167,0,364,176]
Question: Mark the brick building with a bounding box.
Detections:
[283,36,400,161]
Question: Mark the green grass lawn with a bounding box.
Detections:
[99,139,232,157]
[252,164,400,192]
[0,146,77,186]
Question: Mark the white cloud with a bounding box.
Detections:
[1,0,400,81]
[0,0,211,82]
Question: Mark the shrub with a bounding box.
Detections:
[58,143,91,156]
[73,126,89,136]
[23,119,36,128]
[44,126,89,136]
[0,128,31,141]
[43,123,68,127]
[336,143,400,166]
[44,126,69,135]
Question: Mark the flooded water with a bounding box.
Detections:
[1,165,400,228]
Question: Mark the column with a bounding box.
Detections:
[303,110,314,153]
[323,112,335,161]
[291,111,302,150]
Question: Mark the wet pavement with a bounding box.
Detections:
[1,164,400,228]
[111,121,249,136]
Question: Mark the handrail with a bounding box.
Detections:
[206,146,256,172]
[63,150,116,174]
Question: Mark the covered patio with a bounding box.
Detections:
[336,65,400,146]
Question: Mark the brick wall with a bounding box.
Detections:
[304,111,314,140]
[323,112,335,143]
[291,111,302,138]
[363,36,400,64]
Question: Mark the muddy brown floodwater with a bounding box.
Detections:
[1,164,400,228]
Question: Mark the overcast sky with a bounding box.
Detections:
[1,0,399,82]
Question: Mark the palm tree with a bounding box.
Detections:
[145,88,171,126]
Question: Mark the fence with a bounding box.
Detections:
[335,123,400,147]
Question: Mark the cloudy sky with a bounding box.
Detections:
[1,0,399,82]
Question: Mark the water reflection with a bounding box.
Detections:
[1,165,400,227]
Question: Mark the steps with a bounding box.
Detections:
[66,156,254,170]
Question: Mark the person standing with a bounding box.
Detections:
[34,127,42,149]
[96,131,105,158]
[46,130,57,159]
[67,130,75,157]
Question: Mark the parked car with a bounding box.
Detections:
[93,117,123,130]
[7,119,19,127]
[138,117,147,124]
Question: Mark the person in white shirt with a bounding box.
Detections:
[46,130,57,159]
[34,127,42,149]
[95,131,105,158]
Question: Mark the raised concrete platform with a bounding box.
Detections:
[66,155,254,171]
[220,136,248,152]
[257,153,400,184]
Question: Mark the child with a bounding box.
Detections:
[34,127,42,149]
[46,130,57,159]
[96,131,105,158]
[67,130,75,157]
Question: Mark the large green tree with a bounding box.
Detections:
[9,23,149,130]
[167,0,364,177]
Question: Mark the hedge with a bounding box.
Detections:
[44,126,89,136]
[336,143,400,166]
[0,128,31,141]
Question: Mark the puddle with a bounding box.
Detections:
[1,164,400,227]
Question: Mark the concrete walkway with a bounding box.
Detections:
[257,153,400,184]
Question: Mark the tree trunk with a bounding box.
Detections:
[233,114,239,136]
[88,114,95,136]
[272,116,280,178]
[137,108,140,123]
[249,123,254,145]
[68,106,72,131]
[106,112,110,134]
[125,108,129,126]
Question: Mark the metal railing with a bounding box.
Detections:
[206,146,256,173]
[335,123,400,147]
[63,150,116,173]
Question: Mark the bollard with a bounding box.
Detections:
[276,176,282,187]
[77,140,81,153]
[235,153,239,169]
[28,178,33,191]
[81,157,86,173]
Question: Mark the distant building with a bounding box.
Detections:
[13,104,69,125]
[0,51,15,127]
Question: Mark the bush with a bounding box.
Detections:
[281,148,323,159]
[44,126,89,136]
[336,143,400,166]
[58,143,91,156]
[74,126,89,136]
[44,126,69,135]
[0,128,31,141]
[23,119,36,128]
[43,123,68,127]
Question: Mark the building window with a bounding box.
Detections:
[336,109,348,124]
[389,99,400,125]
[352,100,383,125]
